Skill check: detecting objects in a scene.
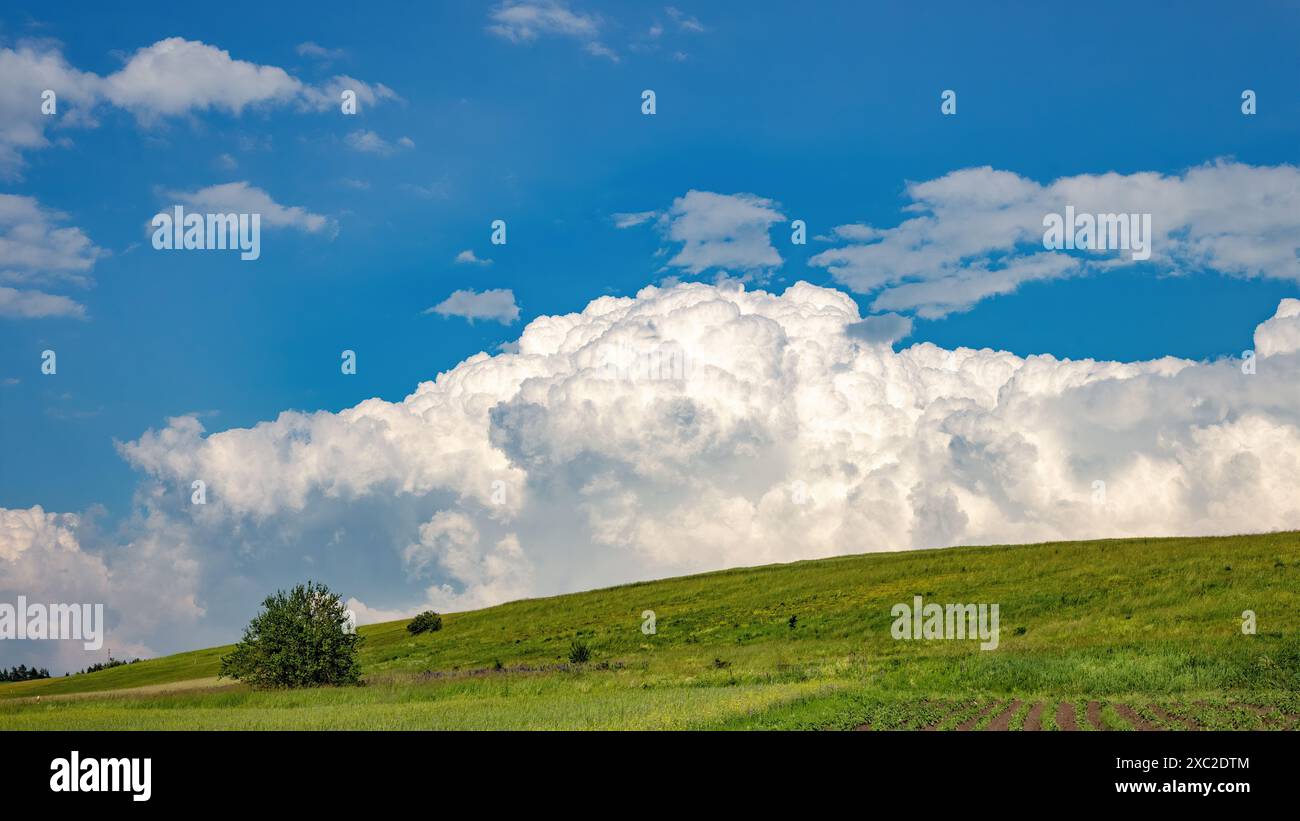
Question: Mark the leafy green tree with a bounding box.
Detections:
[220,581,363,688]
[406,610,443,635]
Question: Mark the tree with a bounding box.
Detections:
[406,610,443,635]
[220,581,363,688]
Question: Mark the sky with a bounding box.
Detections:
[2,1,1299,670]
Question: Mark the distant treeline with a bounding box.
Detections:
[68,657,140,677]
[1,665,51,682]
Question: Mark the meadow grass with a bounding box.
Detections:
[2,531,1297,729]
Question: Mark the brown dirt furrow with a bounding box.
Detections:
[1022,701,1045,731]
[956,699,1005,731]
[1056,701,1079,731]
[1114,703,1158,731]
[984,699,1023,731]
[921,700,962,731]
[1148,704,1197,730]
[1085,700,1110,731]
[1236,704,1297,730]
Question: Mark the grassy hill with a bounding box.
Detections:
[3,531,1299,730]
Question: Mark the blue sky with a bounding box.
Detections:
[3,1,1300,666]
[4,0,1299,514]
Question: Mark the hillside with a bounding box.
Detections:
[2,531,1299,730]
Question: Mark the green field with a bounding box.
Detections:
[3,532,1299,730]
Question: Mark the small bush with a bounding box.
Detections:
[568,640,591,664]
[407,611,443,635]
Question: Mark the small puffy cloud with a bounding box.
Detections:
[426,288,520,323]
[811,161,1300,318]
[0,286,86,319]
[299,75,400,111]
[1254,298,1300,358]
[343,130,413,155]
[163,182,334,234]
[612,210,657,228]
[657,190,784,276]
[0,194,104,287]
[102,38,303,119]
[455,249,492,266]
[296,42,347,61]
[487,1,617,61]
[0,42,102,177]
[0,194,103,320]
[666,7,707,32]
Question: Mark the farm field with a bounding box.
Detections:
[2,531,1298,730]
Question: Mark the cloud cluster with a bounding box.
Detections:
[0,193,105,318]
[0,504,201,670]
[812,161,1300,317]
[487,1,618,61]
[425,288,520,324]
[163,182,334,234]
[618,190,786,280]
[51,279,1291,660]
[0,37,397,175]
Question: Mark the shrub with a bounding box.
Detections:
[407,610,443,635]
[219,581,363,688]
[568,640,591,664]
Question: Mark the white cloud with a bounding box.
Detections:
[425,288,520,323]
[163,182,334,234]
[0,41,102,178]
[0,194,104,287]
[0,38,397,172]
[102,281,1299,646]
[455,249,492,266]
[666,6,707,32]
[653,190,785,276]
[1254,298,1300,358]
[811,161,1300,318]
[103,38,301,119]
[344,129,406,155]
[0,504,202,671]
[487,1,618,61]
[612,210,657,228]
[296,42,347,61]
[0,285,85,319]
[0,193,103,319]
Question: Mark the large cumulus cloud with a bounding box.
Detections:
[88,280,1300,642]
